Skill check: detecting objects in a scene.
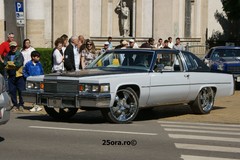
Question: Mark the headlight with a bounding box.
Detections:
[79,83,110,93]
[26,81,40,89]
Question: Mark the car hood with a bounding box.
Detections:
[47,68,147,78]
[218,57,240,64]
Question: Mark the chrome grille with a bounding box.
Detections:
[227,66,240,73]
[44,81,78,93]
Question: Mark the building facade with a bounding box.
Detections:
[0,0,224,53]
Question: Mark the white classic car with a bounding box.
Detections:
[22,49,234,123]
[0,74,11,125]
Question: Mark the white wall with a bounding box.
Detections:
[0,0,4,19]
[26,0,44,19]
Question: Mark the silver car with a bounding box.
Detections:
[0,74,11,125]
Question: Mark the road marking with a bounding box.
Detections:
[169,134,240,142]
[175,143,240,153]
[181,155,240,160]
[160,124,240,131]
[158,121,240,128]
[29,126,158,136]
[164,128,240,136]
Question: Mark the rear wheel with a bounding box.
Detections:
[101,87,139,123]
[44,106,78,120]
[190,87,215,114]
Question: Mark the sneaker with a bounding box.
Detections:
[30,106,43,112]
[11,106,19,112]
[18,106,24,112]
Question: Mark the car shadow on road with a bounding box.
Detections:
[0,137,5,143]
[16,105,226,124]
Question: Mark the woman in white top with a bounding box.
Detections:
[52,38,64,72]
[21,39,35,66]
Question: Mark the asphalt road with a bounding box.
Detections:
[1,110,240,160]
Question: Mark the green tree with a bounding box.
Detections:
[222,0,240,20]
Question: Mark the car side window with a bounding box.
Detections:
[205,49,213,59]
[154,53,183,72]
[183,52,210,71]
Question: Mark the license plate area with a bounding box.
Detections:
[48,98,62,108]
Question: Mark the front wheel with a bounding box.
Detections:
[190,87,215,114]
[101,87,139,124]
[44,106,78,120]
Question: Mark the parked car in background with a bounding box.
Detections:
[23,49,234,123]
[0,74,11,125]
[203,46,240,83]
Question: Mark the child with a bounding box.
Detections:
[23,51,44,112]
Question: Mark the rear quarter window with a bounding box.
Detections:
[182,51,210,72]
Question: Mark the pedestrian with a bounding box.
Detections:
[115,39,124,49]
[128,39,138,48]
[107,36,113,49]
[4,41,25,111]
[156,38,163,48]
[52,38,64,73]
[99,42,110,55]
[0,33,15,76]
[163,40,171,49]
[64,36,80,71]
[23,51,44,112]
[21,39,35,66]
[60,34,68,53]
[121,40,128,49]
[168,37,174,49]
[173,37,185,51]
[81,39,97,69]
[140,38,155,48]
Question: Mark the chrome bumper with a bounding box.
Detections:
[22,90,111,108]
[0,92,11,125]
[233,74,240,82]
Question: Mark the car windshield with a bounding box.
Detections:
[212,49,240,59]
[86,50,154,71]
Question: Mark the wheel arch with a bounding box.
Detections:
[118,84,140,98]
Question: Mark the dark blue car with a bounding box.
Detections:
[203,46,240,83]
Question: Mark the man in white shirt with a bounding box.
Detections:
[173,37,185,51]
[168,37,174,49]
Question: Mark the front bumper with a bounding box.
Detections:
[233,74,240,82]
[22,90,111,108]
[0,92,12,125]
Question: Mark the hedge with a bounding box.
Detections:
[35,48,53,74]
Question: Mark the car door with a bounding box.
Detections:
[147,51,190,106]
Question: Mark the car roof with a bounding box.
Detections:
[110,48,179,53]
[211,46,240,49]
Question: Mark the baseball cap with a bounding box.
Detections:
[129,39,134,43]
[104,41,109,45]
[9,41,17,47]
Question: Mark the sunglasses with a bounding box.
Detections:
[87,43,92,46]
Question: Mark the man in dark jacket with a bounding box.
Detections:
[64,36,80,71]
[4,41,25,111]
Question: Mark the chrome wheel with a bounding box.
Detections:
[101,87,139,123]
[191,87,215,114]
